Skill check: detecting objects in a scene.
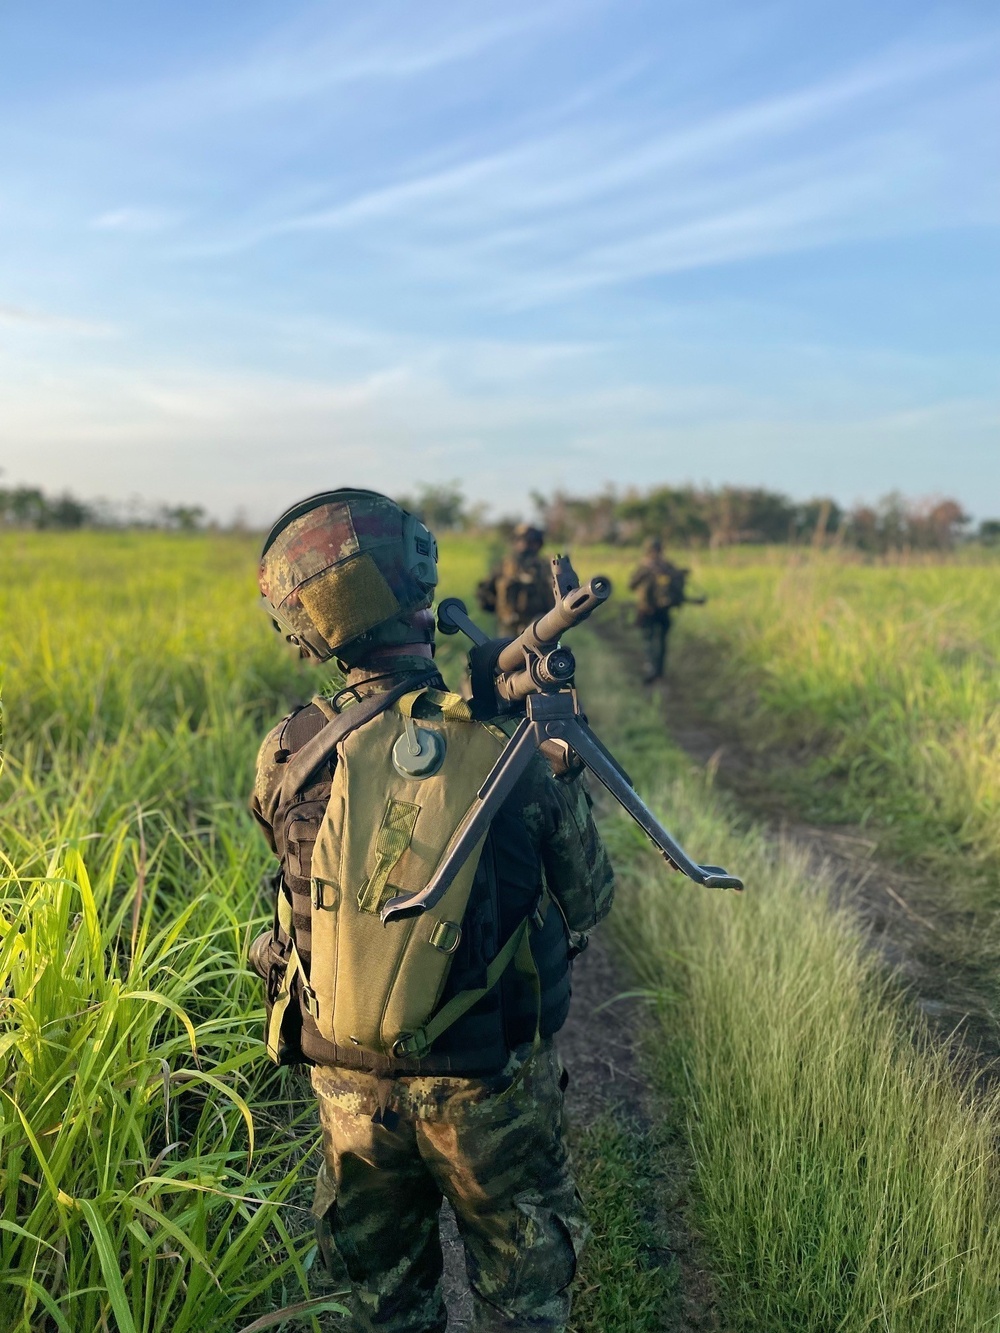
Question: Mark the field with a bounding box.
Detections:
[590,545,1000,888]
[2,530,1000,1331]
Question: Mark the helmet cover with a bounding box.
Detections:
[259,489,438,663]
[513,523,545,550]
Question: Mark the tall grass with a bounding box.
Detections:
[0,533,340,1332]
[573,626,1000,1331]
[589,545,1000,888]
[5,530,1000,1332]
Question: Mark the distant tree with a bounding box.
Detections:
[616,486,709,546]
[398,483,484,532]
[532,488,621,545]
[845,493,970,553]
[916,498,970,550]
[793,497,843,546]
[740,488,798,543]
[977,519,1000,546]
[847,504,881,552]
[46,494,93,528]
[0,486,93,528]
[159,504,206,532]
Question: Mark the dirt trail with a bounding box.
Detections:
[440,929,718,1330]
[609,621,1000,1082]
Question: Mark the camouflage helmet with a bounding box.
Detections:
[259,489,438,665]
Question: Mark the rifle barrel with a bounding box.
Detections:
[495,576,611,674]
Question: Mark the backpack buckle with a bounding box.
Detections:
[429,920,462,954]
[311,878,338,911]
[301,986,320,1019]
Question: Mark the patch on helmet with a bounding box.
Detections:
[298,553,400,646]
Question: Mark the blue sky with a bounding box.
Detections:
[0,0,997,523]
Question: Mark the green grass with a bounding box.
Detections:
[569,1117,679,1332]
[0,530,666,1332]
[0,532,341,1332]
[431,535,1000,1329]
[5,529,1000,1332]
[584,544,1000,894]
[573,625,1000,1332]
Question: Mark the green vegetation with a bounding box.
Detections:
[532,486,982,551]
[569,1117,679,1333]
[588,545,1000,892]
[0,532,338,1332]
[4,530,1000,1332]
[574,627,1000,1332]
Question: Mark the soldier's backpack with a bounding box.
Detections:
[264,685,542,1063]
[495,553,548,625]
[640,565,687,615]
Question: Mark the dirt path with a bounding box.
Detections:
[440,928,718,1330]
[602,619,1000,1082]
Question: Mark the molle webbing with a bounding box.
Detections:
[357,800,420,914]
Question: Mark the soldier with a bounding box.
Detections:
[250,489,614,1333]
[628,536,692,683]
[476,523,556,636]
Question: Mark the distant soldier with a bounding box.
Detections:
[476,523,557,635]
[628,537,701,683]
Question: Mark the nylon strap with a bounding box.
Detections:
[398,687,473,722]
[394,911,541,1060]
[279,671,437,806]
[357,799,420,914]
[265,943,303,1063]
[277,889,294,936]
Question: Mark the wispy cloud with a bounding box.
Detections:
[1,0,996,519]
[2,343,995,519]
[91,207,181,232]
[114,0,576,126]
[0,304,115,337]
[209,30,997,300]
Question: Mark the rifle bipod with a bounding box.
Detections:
[381,591,743,926]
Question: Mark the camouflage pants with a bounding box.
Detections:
[639,615,671,681]
[310,1042,585,1333]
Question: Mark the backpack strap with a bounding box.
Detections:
[279,671,438,806]
[397,687,474,722]
[392,900,544,1061]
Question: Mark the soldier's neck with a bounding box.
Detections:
[342,651,438,692]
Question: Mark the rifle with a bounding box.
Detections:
[673,568,707,608]
[381,554,743,925]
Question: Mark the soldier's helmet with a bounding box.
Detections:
[513,522,545,552]
[643,535,663,555]
[259,489,438,665]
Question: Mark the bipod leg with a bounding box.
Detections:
[381,718,543,923]
[546,717,744,892]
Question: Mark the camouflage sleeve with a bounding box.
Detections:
[627,564,647,591]
[542,771,615,931]
[516,757,614,932]
[249,722,285,854]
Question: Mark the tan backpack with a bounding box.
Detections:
[272,687,541,1062]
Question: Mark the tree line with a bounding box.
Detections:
[532,486,993,552]
[404,483,998,553]
[3,480,998,552]
[0,485,206,532]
